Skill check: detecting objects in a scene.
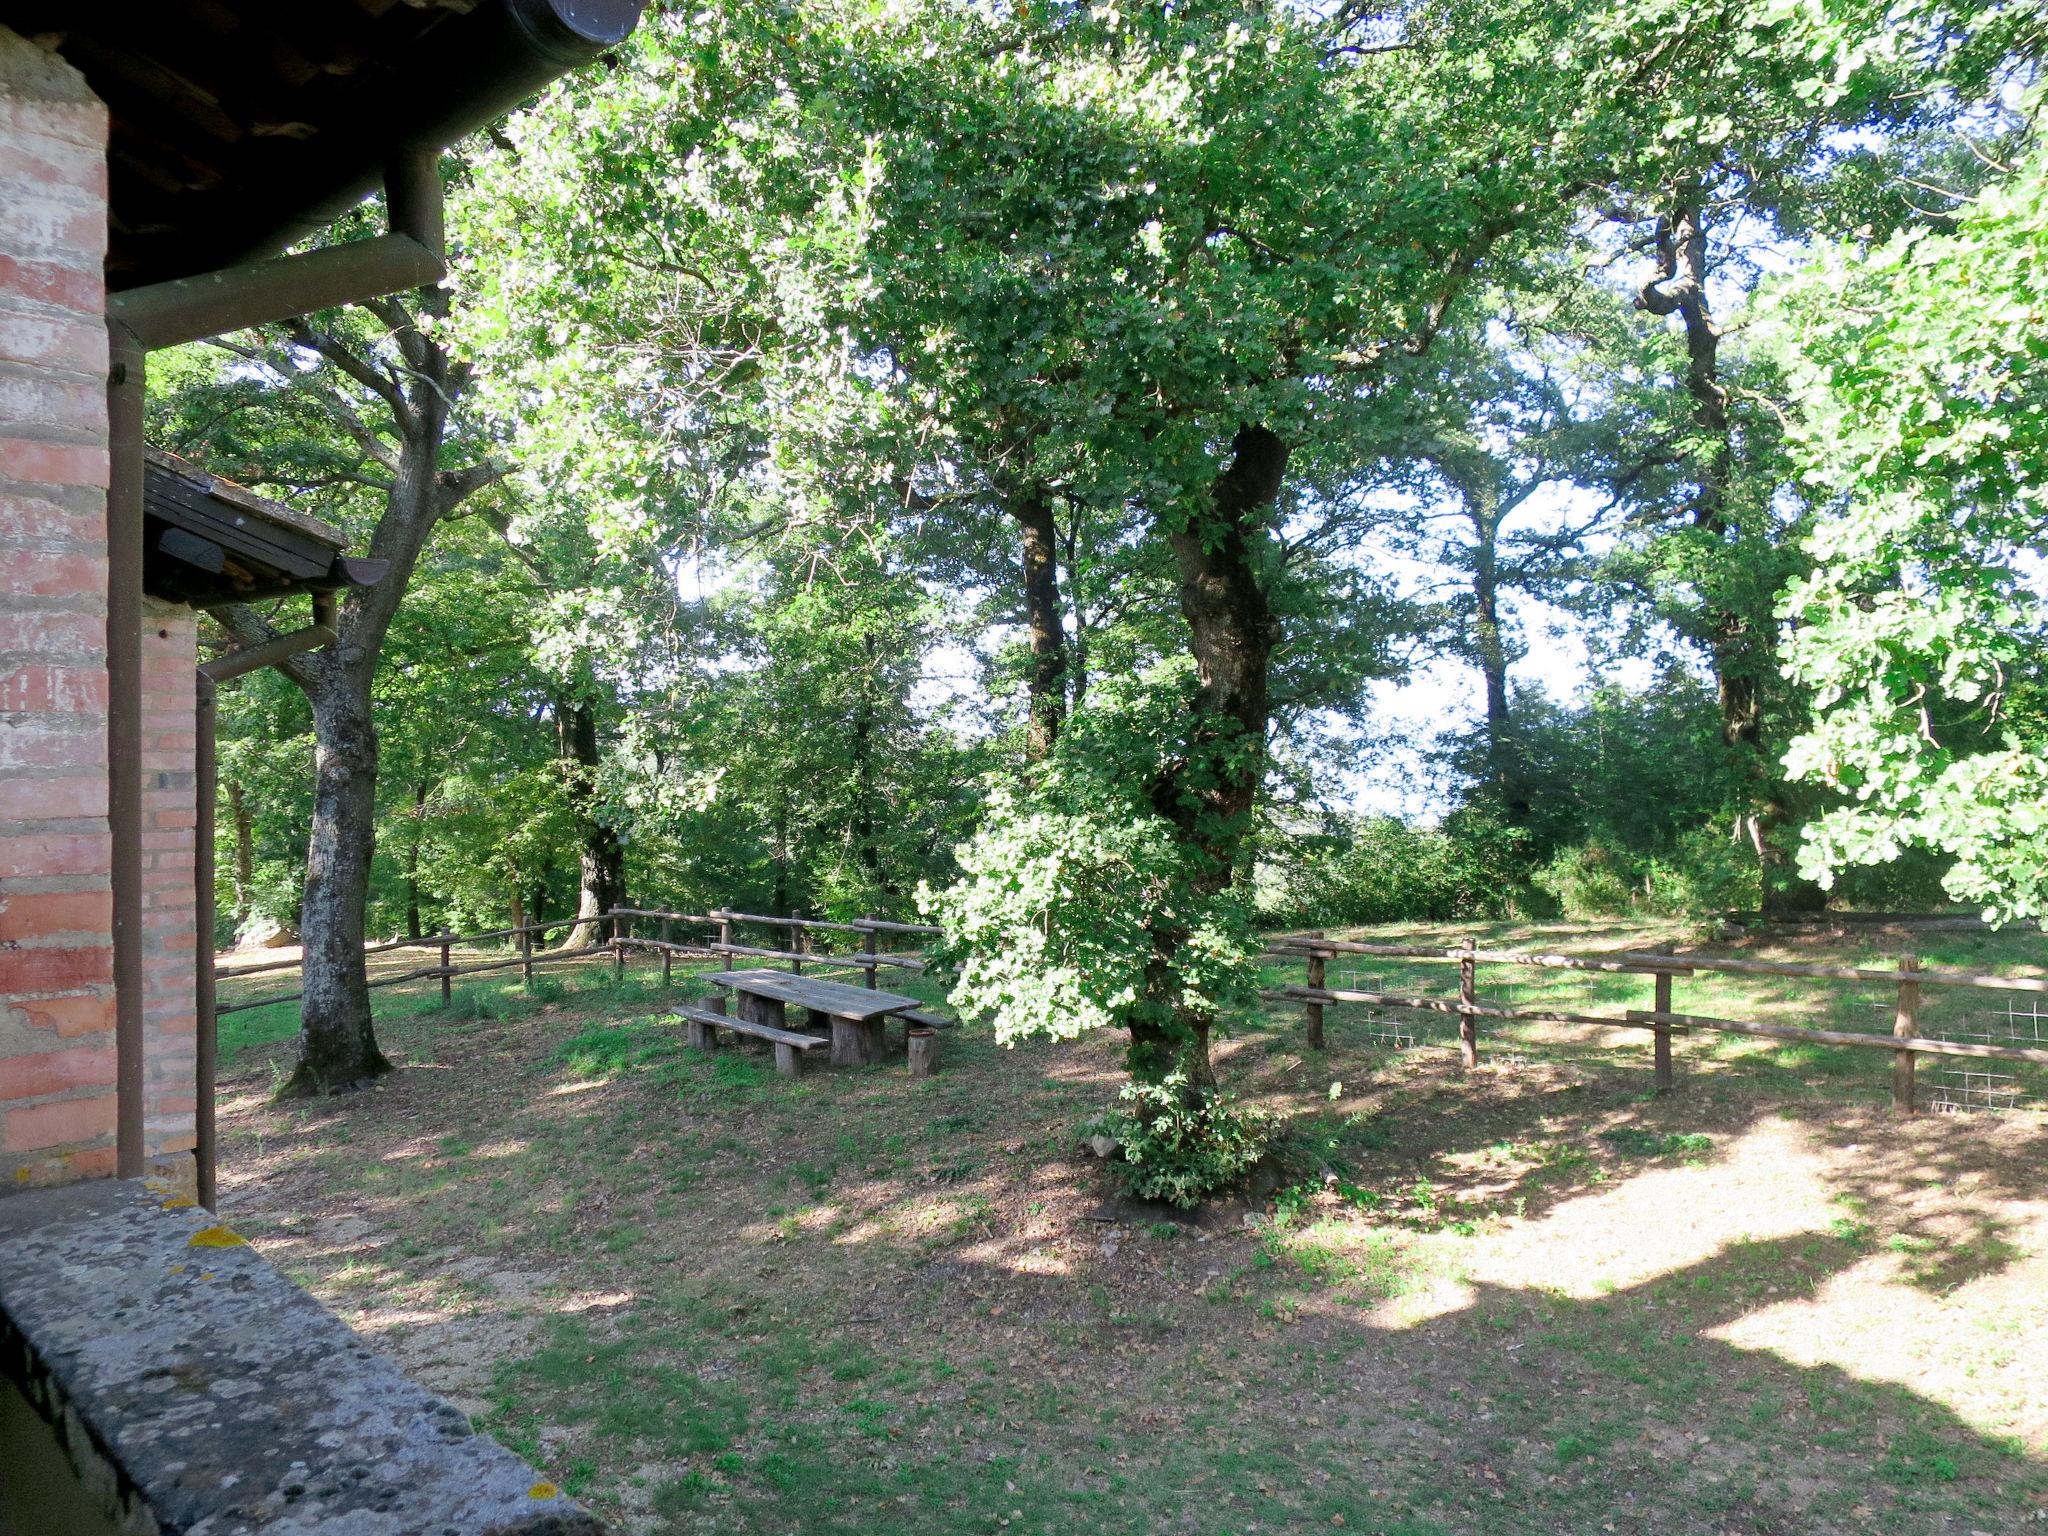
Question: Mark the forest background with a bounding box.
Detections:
[154,0,2047,1097]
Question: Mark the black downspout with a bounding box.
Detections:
[107,324,145,1180]
[193,672,217,1209]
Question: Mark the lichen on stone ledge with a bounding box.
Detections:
[0,1180,603,1535]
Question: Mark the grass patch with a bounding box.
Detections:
[1598,1127,1714,1159]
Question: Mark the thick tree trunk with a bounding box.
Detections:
[1133,424,1289,1096]
[556,698,625,950]
[1639,198,1821,915]
[283,670,391,1094]
[1012,486,1068,759]
[214,284,502,1098]
[1466,501,1527,822]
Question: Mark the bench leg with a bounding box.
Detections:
[907,1028,937,1077]
[687,1019,717,1052]
[774,1042,804,1078]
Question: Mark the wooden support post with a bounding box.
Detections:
[861,917,878,989]
[773,1041,804,1078]
[1458,935,1479,1069]
[790,912,804,975]
[612,909,625,983]
[1653,968,1674,1094]
[1893,955,1922,1116]
[439,928,452,1006]
[716,908,733,971]
[1304,932,1326,1052]
[661,917,673,988]
[520,925,534,990]
[687,1015,718,1051]
[907,1026,937,1077]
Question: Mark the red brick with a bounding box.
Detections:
[2,1092,115,1151]
[63,1144,116,1178]
[0,943,112,993]
[0,309,104,378]
[0,606,101,657]
[0,364,102,436]
[0,725,105,774]
[0,548,103,597]
[0,97,108,156]
[0,1043,114,1100]
[0,889,109,943]
[0,436,105,491]
[0,772,106,821]
[8,994,113,1038]
[0,189,106,270]
[0,662,106,713]
[0,830,108,878]
[0,252,102,319]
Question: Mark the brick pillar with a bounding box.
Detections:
[0,28,115,1189]
[139,600,197,1186]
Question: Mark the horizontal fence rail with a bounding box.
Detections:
[213,905,941,1017]
[1260,931,2048,1114]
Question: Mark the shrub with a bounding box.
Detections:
[1533,830,1759,918]
[1091,1076,1274,1208]
[1257,809,1532,928]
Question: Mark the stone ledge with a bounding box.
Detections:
[0,1180,602,1535]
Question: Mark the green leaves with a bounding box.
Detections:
[1772,80,2048,922]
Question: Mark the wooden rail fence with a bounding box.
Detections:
[215,906,941,1018]
[218,909,2043,1117]
[1259,933,2048,1115]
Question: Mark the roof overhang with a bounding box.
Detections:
[141,447,388,607]
[4,0,646,290]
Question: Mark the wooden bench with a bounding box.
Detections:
[671,1002,828,1078]
[892,1007,956,1030]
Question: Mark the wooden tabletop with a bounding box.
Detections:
[706,969,920,1021]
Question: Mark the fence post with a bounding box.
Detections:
[661,915,673,989]
[612,908,625,983]
[860,916,878,989]
[520,924,534,990]
[790,911,804,975]
[439,927,452,1006]
[717,908,733,972]
[1893,955,1922,1116]
[1653,966,1674,1094]
[1458,936,1479,1069]
[1304,931,1326,1052]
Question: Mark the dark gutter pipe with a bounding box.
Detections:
[191,598,339,1211]
[107,327,145,1180]
[192,671,216,1208]
[204,0,646,277]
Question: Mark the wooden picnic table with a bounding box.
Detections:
[706,969,922,1067]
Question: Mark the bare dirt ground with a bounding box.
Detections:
[214,923,2048,1535]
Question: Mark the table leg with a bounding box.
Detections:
[830,1015,862,1067]
[857,1017,884,1063]
[737,992,786,1031]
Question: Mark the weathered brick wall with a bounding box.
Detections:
[139,601,196,1176]
[0,27,115,1189]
